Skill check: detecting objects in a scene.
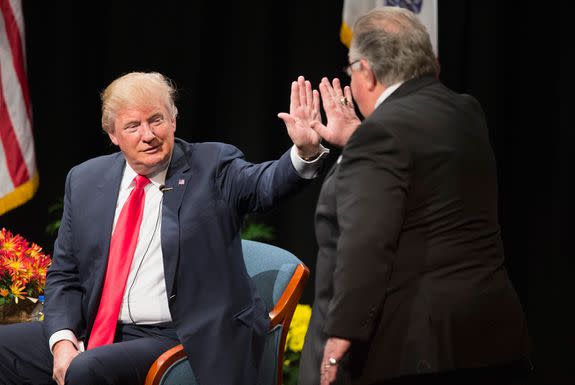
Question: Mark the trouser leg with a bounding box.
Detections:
[0,321,55,385]
[65,323,179,385]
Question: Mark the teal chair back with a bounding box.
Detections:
[145,240,310,385]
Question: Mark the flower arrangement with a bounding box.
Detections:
[0,228,51,306]
[283,303,312,385]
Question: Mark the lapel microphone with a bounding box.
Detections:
[159,185,173,193]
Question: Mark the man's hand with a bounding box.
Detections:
[311,77,361,148]
[52,340,80,385]
[278,76,323,159]
[320,336,351,385]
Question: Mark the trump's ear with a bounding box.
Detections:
[108,130,119,146]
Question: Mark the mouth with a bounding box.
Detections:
[142,145,161,154]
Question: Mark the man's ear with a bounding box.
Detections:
[361,59,378,92]
[108,130,119,146]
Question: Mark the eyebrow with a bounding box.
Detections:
[148,113,164,121]
[123,119,141,129]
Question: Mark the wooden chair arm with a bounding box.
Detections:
[269,263,309,328]
[145,344,186,385]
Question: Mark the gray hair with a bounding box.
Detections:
[101,72,178,133]
[349,7,439,85]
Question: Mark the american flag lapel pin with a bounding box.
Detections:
[178,179,185,186]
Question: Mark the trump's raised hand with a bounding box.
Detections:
[278,76,322,159]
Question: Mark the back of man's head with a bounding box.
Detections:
[350,7,439,86]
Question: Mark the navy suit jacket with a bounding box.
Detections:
[44,138,309,385]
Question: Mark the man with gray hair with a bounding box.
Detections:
[294,6,531,385]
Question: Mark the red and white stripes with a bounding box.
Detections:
[0,0,37,215]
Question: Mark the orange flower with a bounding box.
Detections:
[0,228,27,254]
[3,252,27,279]
[0,228,51,304]
[9,282,27,303]
[25,243,43,260]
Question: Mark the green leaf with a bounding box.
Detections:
[241,222,274,241]
[45,220,61,235]
[46,197,64,236]
[48,198,64,214]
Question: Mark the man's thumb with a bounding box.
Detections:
[310,120,329,138]
[277,113,294,126]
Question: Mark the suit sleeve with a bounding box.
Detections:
[324,119,410,341]
[43,168,85,338]
[216,144,310,215]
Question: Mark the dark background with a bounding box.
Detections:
[2,1,571,384]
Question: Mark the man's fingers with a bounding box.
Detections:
[344,86,353,104]
[305,80,313,108]
[319,80,337,111]
[332,77,343,95]
[53,367,66,385]
[312,90,321,119]
[320,365,337,385]
[321,77,336,99]
[289,81,300,112]
[298,76,307,106]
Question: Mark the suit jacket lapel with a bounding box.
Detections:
[95,154,125,266]
[88,154,125,329]
[161,141,191,297]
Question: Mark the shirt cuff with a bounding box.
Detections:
[49,329,85,354]
[290,144,330,179]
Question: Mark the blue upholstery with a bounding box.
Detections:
[157,240,303,385]
[241,240,299,311]
[158,357,196,385]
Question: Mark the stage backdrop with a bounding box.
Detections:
[1,1,570,384]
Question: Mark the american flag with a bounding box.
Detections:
[0,0,37,215]
[340,0,438,55]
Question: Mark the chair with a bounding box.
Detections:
[145,239,310,385]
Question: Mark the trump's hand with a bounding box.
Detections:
[278,76,322,159]
[311,77,361,148]
[52,340,80,385]
[320,336,351,385]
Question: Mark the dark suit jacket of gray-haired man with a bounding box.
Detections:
[297,6,531,385]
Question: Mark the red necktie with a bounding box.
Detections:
[88,174,150,349]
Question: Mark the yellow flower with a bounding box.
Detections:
[288,329,306,352]
[286,304,312,353]
[0,288,9,297]
[290,304,312,329]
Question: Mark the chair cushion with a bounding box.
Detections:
[242,240,299,311]
[160,357,198,385]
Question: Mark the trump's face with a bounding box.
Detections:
[108,103,175,176]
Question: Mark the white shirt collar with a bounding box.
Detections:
[374,81,404,110]
[121,162,168,191]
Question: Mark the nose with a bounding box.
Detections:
[141,123,156,142]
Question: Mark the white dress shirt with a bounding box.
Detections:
[374,81,403,110]
[49,145,325,352]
